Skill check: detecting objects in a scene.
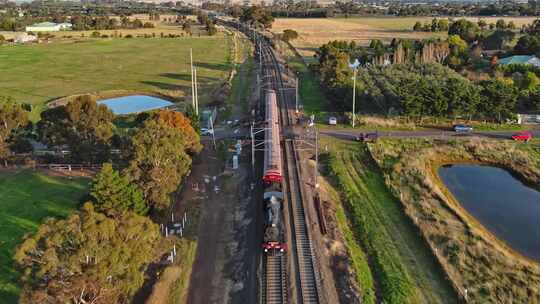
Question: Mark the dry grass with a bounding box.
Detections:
[339,16,538,30]
[271,17,538,58]
[1,15,201,40]
[271,18,445,57]
[145,239,197,304]
[369,138,540,303]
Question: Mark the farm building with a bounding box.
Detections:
[498,55,540,68]
[14,33,37,44]
[25,22,72,32]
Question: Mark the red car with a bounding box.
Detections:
[511,131,533,142]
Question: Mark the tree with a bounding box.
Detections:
[124,119,192,211]
[197,11,209,25]
[495,19,506,30]
[413,21,422,31]
[185,105,200,133]
[15,203,162,304]
[514,34,540,57]
[230,5,242,18]
[482,30,515,50]
[281,29,299,42]
[0,97,29,165]
[90,163,148,216]
[448,34,468,53]
[438,19,449,32]
[206,21,217,36]
[480,78,519,122]
[38,95,115,162]
[152,110,202,154]
[478,19,488,31]
[182,21,192,35]
[431,18,439,32]
[240,6,274,29]
[448,19,479,42]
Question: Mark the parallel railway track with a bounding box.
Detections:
[259,38,322,304]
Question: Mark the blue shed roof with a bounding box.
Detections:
[499,55,540,68]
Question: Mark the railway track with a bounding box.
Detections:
[264,255,288,304]
[259,37,322,304]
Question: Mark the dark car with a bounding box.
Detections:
[355,132,378,143]
[453,124,474,133]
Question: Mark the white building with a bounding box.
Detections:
[25,22,72,32]
[14,33,37,44]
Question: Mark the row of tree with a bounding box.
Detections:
[196,11,217,36]
[71,16,154,31]
[10,96,203,303]
[313,40,540,122]
[515,19,540,56]
[413,18,450,32]
[0,94,201,211]
[239,6,274,29]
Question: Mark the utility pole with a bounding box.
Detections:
[194,68,199,115]
[352,68,356,128]
[259,41,262,70]
[190,48,195,111]
[209,114,216,150]
[251,123,255,169]
[348,59,360,128]
[314,128,319,189]
[295,76,299,113]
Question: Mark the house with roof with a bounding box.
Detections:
[25,22,72,32]
[498,55,540,68]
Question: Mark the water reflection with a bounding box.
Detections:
[439,164,540,260]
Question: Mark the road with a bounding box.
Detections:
[320,128,540,141]
[211,125,540,142]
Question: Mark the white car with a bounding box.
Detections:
[328,117,337,125]
[201,128,214,135]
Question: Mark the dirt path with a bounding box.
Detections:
[187,34,260,304]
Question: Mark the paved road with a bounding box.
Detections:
[320,129,540,141]
[209,125,540,142]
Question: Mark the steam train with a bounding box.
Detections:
[262,90,286,255]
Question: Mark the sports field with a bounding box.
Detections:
[0,171,89,303]
[272,16,538,58]
[0,34,231,116]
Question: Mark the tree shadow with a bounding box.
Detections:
[141,81,190,92]
[159,73,216,83]
[193,61,230,71]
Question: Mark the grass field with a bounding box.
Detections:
[272,16,538,58]
[369,138,540,302]
[0,33,231,117]
[272,18,445,57]
[321,137,457,303]
[226,32,254,117]
[0,171,89,303]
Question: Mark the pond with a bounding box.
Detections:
[98,95,174,115]
[439,164,540,260]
